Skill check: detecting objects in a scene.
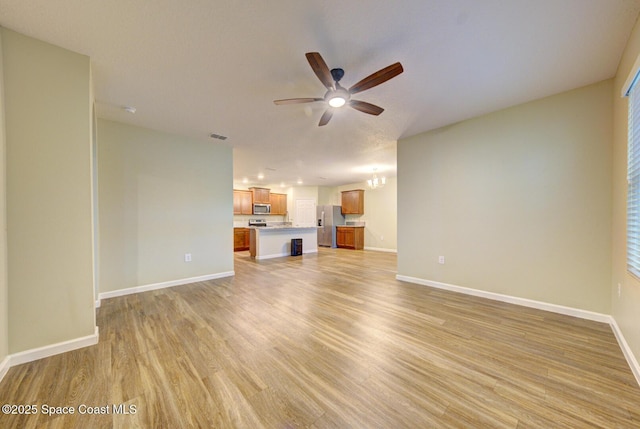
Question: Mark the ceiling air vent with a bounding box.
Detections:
[209,133,228,141]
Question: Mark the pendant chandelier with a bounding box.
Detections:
[367,168,386,189]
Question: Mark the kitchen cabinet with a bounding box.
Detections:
[336,226,364,250]
[233,228,250,251]
[341,189,365,215]
[250,187,271,204]
[233,190,252,215]
[270,193,287,215]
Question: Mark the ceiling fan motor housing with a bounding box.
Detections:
[331,68,345,83]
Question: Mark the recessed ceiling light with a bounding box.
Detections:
[257,173,264,180]
[123,106,136,114]
[297,179,303,185]
[242,178,248,184]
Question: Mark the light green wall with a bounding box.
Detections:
[0,30,8,364]
[398,80,613,313]
[318,186,339,206]
[98,119,233,293]
[2,28,96,353]
[612,15,640,366]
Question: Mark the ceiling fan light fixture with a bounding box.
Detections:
[329,96,346,108]
[326,87,350,108]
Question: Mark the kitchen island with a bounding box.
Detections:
[249,226,318,260]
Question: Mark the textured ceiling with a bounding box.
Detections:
[1,0,639,188]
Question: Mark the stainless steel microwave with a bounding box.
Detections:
[253,203,271,214]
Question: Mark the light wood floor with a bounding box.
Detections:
[1,248,639,428]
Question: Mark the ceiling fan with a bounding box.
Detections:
[274,52,404,126]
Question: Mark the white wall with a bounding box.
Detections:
[2,28,96,353]
[398,80,613,313]
[612,14,640,369]
[98,119,233,293]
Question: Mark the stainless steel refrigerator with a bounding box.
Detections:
[317,205,345,247]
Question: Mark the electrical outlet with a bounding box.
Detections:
[618,283,621,298]
[185,253,192,262]
[380,235,384,241]
[438,256,445,264]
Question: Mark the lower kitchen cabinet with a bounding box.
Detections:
[234,228,250,251]
[336,226,364,250]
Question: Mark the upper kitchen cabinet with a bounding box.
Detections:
[233,190,252,215]
[250,187,270,204]
[341,189,364,215]
[270,193,287,215]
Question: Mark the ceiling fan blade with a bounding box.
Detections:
[306,52,335,90]
[274,97,323,105]
[348,62,404,95]
[349,100,384,116]
[319,108,333,126]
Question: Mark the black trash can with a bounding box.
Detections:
[291,238,302,256]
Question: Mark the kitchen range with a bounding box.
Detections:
[248,219,267,227]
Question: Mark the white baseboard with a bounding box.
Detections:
[0,355,10,383]
[9,326,99,368]
[396,274,640,387]
[364,246,398,253]
[2,270,236,384]
[0,327,99,384]
[609,317,640,387]
[98,271,235,303]
[396,275,610,323]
